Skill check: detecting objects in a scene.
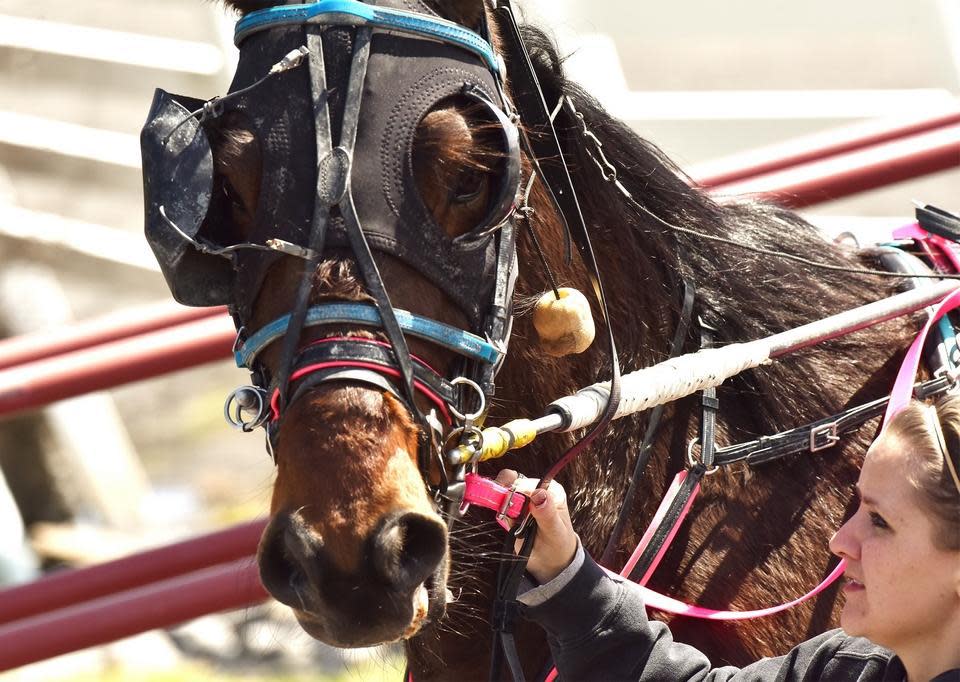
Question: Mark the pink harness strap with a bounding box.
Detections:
[620,470,701,586]
[893,222,960,273]
[462,472,527,530]
[883,284,960,422]
[616,284,960,623]
[611,470,845,619]
[623,561,848,621]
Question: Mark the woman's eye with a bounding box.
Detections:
[869,511,890,530]
[451,168,485,204]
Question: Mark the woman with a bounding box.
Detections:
[498,395,960,681]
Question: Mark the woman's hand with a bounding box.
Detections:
[495,469,578,583]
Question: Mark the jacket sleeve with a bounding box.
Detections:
[520,552,863,682]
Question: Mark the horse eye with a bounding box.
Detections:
[222,180,247,213]
[450,168,486,204]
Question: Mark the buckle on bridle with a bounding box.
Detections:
[809,421,840,452]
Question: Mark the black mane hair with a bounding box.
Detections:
[471,24,918,667]
[514,24,906,432]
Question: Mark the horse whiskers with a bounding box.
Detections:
[291,581,309,614]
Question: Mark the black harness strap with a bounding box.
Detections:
[625,323,717,584]
[600,277,696,567]
[272,28,335,407]
[625,463,707,584]
[489,4,622,680]
[697,322,719,470]
[713,374,956,467]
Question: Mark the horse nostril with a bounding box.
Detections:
[373,512,447,592]
[257,515,322,609]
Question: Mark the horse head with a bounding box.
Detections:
[141,0,543,648]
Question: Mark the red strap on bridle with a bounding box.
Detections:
[268,337,453,424]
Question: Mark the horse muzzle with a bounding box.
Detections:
[257,509,449,646]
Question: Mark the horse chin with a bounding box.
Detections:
[292,560,449,648]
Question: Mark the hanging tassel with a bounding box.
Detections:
[532,287,595,356]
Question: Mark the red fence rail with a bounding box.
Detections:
[0,301,226,372]
[710,123,960,208]
[0,520,266,627]
[0,108,958,671]
[692,106,960,188]
[0,560,265,670]
[0,314,235,418]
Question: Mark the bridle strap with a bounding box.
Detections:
[273,27,335,408]
[289,337,459,407]
[235,0,502,73]
[331,27,444,486]
[600,277,696,567]
[235,302,502,369]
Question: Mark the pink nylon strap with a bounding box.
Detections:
[609,283,960,622]
[621,470,701,586]
[462,473,527,530]
[611,470,845,620]
[616,561,848,621]
[883,284,960,423]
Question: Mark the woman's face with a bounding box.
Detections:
[828,433,960,652]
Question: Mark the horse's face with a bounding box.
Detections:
[201,0,511,647]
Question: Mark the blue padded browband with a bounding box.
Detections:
[234,0,500,74]
[235,302,502,368]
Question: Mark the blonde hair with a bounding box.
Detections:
[885,394,960,551]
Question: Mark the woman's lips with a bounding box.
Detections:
[842,578,865,593]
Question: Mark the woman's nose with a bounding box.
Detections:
[829,516,859,560]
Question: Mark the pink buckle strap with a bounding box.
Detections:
[462,473,527,530]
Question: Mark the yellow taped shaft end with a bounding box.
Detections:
[478,419,538,461]
[502,419,537,448]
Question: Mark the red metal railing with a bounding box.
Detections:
[0,301,226,372]
[709,123,960,208]
[0,560,265,670]
[0,314,235,418]
[692,106,960,188]
[0,520,266,626]
[0,108,957,671]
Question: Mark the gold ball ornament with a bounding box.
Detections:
[532,287,596,356]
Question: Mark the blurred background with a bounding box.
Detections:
[0,0,957,679]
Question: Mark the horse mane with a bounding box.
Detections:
[514,24,907,434]
[461,25,921,666]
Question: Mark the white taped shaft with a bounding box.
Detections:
[549,340,771,431]
[545,282,960,434]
